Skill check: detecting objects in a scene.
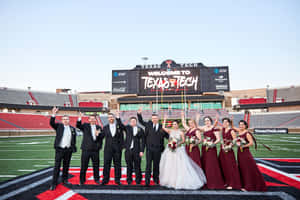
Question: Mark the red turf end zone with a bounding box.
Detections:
[34,158,300,200]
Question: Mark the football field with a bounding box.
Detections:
[0,133,299,183]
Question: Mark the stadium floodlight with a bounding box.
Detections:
[141,57,149,66]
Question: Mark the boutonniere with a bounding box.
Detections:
[117,125,120,129]
[138,127,141,132]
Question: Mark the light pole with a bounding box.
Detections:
[141,57,149,66]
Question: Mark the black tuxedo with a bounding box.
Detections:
[50,116,77,186]
[137,113,169,184]
[76,120,103,184]
[118,118,145,184]
[101,121,125,184]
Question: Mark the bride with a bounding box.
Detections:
[159,115,207,190]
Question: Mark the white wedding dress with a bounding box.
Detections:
[159,129,207,190]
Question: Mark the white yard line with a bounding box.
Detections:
[18,169,35,172]
[55,190,76,200]
[258,138,300,144]
[264,147,300,152]
[0,150,51,151]
[34,165,50,167]
[0,175,17,178]
[17,142,50,145]
[0,159,54,160]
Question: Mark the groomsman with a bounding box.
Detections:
[101,113,125,185]
[77,112,103,185]
[137,108,169,186]
[116,111,145,185]
[49,106,77,190]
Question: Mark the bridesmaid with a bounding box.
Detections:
[198,115,225,189]
[233,120,267,191]
[181,111,202,167]
[218,118,241,190]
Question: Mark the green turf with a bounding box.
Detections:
[0,134,299,183]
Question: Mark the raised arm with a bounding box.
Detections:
[230,129,237,140]
[162,115,171,134]
[137,107,147,127]
[50,106,59,130]
[115,110,126,130]
[213,114,219,128]
[179,131,186,145]
[230,115,240,132]
[213,131,221,145]
[195,113,205,132]
[181,111,190,131]
[195,129,202,143]
[76,112,84,131]
[243,132,254,148]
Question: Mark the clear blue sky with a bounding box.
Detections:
[0,0,299,92]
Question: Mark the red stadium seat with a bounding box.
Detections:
[0,113,90,130]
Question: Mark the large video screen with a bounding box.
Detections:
[138,68,201,95]
[112,66,230,95]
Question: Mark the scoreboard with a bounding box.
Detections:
[138,68,201,95]
[112,60,230,95]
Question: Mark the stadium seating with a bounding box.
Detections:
[1,110,299,130]
[0,113,90,130]
[0,88,32,105]
[249,112,300,128]
[31,91,78,106]
[267,86,300,103]
[0,88,78,107]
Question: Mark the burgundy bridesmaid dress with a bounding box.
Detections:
[201,128,225,189]
[237,132,267,191]
[185,128,202,168]
[218,128,241,189]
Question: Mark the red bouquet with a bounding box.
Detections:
[168,137,178,152]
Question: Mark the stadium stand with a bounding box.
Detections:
[249,112,300,128]
[0,113,90,130]
[267,86,300,103]
[0,88,32,105]
[0,110,299,130]
[29,91,78,107]
[0,88,78,107]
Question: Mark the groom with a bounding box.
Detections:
[137,108,169,186]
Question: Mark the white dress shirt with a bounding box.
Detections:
[60,125,72,148]
[109,123,116,137]
[153,123,158,132]
[91,124,97,141]
[130,126,138,149]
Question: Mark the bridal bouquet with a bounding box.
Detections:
[168,137,178,152]
[203,137,215,151]
[185,135,199,153]
[222,139,233,153]
[233,137,247,152]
